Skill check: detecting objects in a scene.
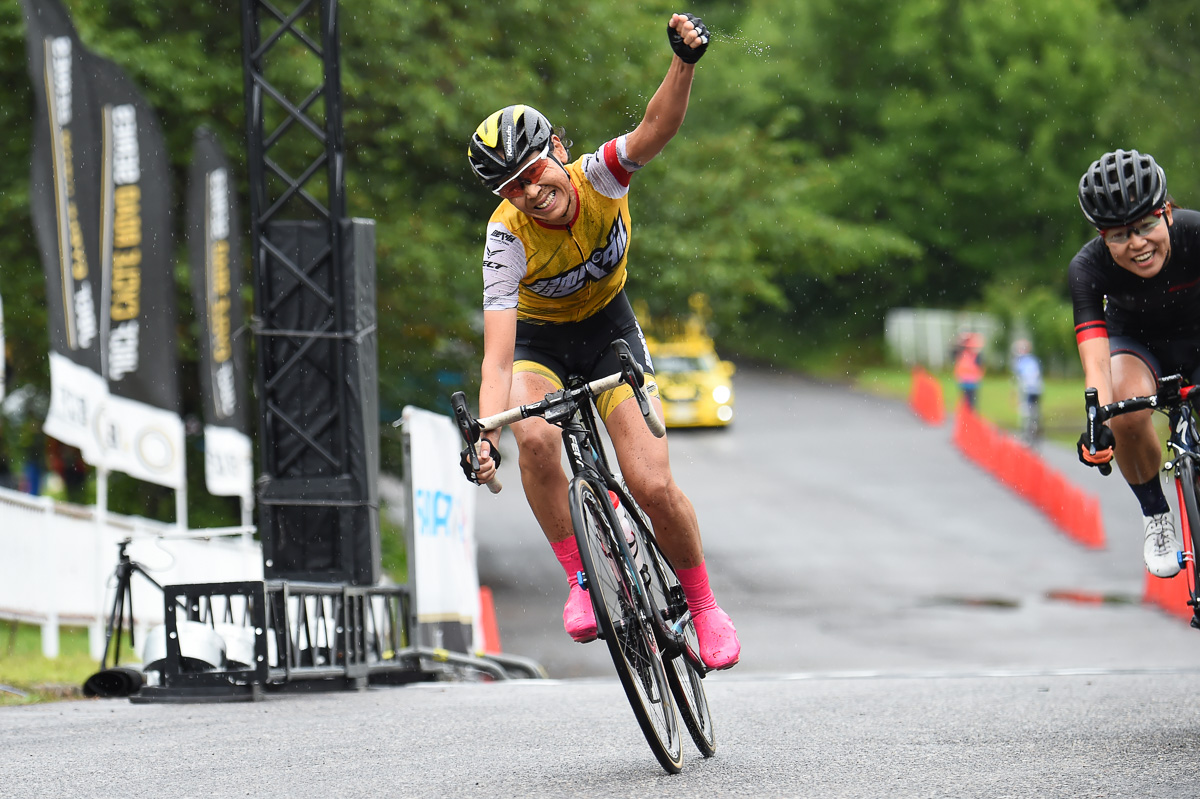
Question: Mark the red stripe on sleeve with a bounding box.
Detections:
[1074,320,1108,344]
[602,139,632,188]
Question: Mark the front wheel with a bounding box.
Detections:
[570,476,683,774]
[1175,455,1200,625]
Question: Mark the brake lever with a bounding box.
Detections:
[612,339,648,410]
[612,339,666,438]
[451,391,504,493]
[1159,374,1183,408]
[450,391,482,471]
[1084,387,1112,476]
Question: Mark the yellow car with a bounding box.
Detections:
[648,337,735,428]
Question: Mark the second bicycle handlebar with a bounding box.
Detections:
[1083,374,1197,478]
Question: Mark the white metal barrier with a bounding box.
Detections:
[0,485,262,660]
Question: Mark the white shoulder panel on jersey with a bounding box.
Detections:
[481,221,526,311]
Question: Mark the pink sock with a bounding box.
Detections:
[550,538,585,587]
[676,562,718,615]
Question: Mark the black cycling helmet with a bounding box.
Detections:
[467,105,553,190]
[1078,149,1168,228]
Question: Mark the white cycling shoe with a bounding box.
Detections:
[1143,512,1182,578]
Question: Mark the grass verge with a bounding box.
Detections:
[852,365,1086,446]
[0,623,99,706]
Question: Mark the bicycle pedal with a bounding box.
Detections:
[1191,615,1200,631]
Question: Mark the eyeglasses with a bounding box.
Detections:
[1101,208,1166,244]
[494,145,552,198]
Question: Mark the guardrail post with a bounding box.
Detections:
[39,495,60,658]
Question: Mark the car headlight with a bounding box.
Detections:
[711,385,731,405]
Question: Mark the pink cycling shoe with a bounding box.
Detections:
[692,607,740,670]
[563,582,598,643]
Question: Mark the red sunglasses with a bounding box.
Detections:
[494,145,552,199]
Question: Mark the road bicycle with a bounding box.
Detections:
[451,339,716,774]
[1084,374,1200,628]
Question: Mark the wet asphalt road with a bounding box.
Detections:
[6,368,1200,798]
[480,368,1200,679]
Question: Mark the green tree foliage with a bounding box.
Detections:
[2,0,1199,517]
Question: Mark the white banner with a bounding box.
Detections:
[403,406,480,652]
[204,425,253,500]
[44,350,106,458]
[44,353,185,488]
[95,392,185,489]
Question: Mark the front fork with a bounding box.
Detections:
[1165,448,1200,627]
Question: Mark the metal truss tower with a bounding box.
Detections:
[240,0,380,585]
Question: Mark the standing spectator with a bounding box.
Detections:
[0,438,14,491]
[47,438,88,503]
[20,426,45,495]
[1011,338,1044,443]
[952,331,986,409]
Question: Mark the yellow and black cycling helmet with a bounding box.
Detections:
[1078,149,1168,229]
[467,105,553,190]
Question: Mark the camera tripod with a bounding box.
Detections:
[100,538,162,670]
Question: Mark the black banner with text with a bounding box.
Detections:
[21,0,184,487]
[21,0,107,456]
[89,50,185,488]
[187,127,253,499]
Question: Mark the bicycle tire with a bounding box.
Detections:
[634,523,717,757]
[1176,455,1200,622]
[662,603,717,756]
[570,476,683,774]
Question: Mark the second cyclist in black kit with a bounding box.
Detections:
[1071,149,1200,578]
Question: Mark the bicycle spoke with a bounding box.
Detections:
[572,477,682,773]
[633,520,718,758]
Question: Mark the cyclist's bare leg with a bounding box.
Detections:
[506,371,599,641]
[1109,353,1162,485]
[604,395,703,569]
[604,395,740,668]
[507,371,574,544]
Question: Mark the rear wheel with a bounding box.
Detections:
[639,539,717,758]
[663,609,717,755]
[571,476,683,774]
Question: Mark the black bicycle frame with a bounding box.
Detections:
[559,383,695,666]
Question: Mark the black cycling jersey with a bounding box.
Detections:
[1069,208,1200,343]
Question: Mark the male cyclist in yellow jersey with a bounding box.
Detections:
[460,12,740,670]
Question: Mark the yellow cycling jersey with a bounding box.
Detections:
[481,137,641,324]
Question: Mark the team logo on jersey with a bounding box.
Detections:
[528,215,628,299]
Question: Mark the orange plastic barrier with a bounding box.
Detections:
[478,585,502,655]
[1143,570,1193,622]
[952,404,1106,549]
[909,367,946,426]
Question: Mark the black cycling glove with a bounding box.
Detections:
[459,439,501,484]
[1076,425,1115,468]
[668,13,709,64]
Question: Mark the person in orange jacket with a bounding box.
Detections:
[952,331,985,409]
